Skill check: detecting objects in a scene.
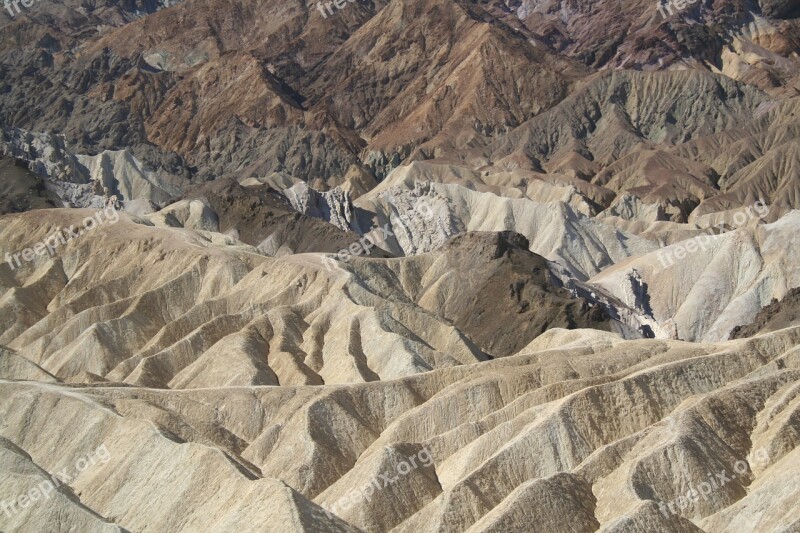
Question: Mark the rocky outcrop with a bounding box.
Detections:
[283,182,362,234]
[356,175,659,278]
[759,0,800,19]
[0,127,184,211]
[730,287,800,339]
[0,128,82,185]
[0,156,60,214]
[146,199,220,232]
[179,177,374,256]
[589,210,800,342]
[384,230,612,356]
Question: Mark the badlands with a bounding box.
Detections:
[1,0,800,531]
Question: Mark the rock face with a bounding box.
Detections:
[356,174,659,279]
[0,127,185,211]
[0,156,60,214]
[178,176,379,256]
[588,211,800,342]
[730,287,800,339]
[0,128,86,193]
[759,0,800,18]
[375,230,613,356]
[282,182,362,234]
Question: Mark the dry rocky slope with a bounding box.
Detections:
[1,326,799,532]
[1,208,800,532]
[0,157,59,214]
[588,210,800,343]
[1,0,800,530]
[730,287,800,339]
[1,0,799,193]
[0,210,612,386]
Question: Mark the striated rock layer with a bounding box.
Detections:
[1,326,799,532]
[0,204,799,532]
[0,208,612,387]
